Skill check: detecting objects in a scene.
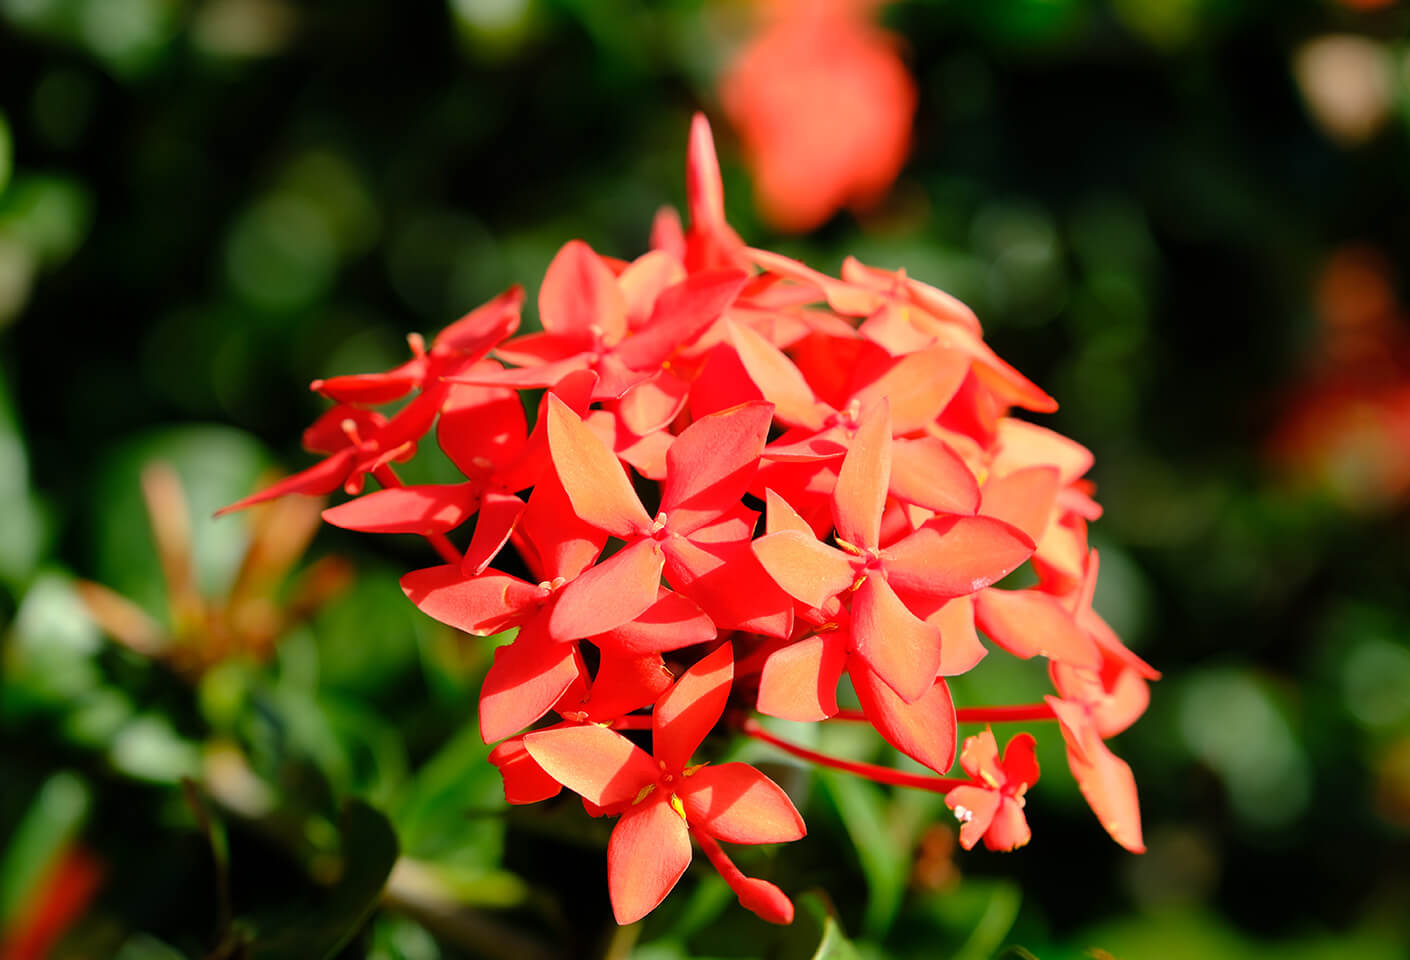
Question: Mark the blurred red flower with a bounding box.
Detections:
[720,4,916,232]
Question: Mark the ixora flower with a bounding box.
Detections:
[221,113,1157,924]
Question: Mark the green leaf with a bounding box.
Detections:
[246,798,400,960]
[817,770,908,939]
[392,724,506,871]
[774,892,862,960]
[0,771,91,929]
[0,111,11,196]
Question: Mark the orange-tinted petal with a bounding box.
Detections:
[832,400,891,551]
[850,574,942,703]
[548,540,664,643]
[539,239,627,343]
[607,795,692,924]
[679,762,805,844]
[523,724,656,807]
[853,665,956,774]
[545,394,652,538]
[751,530,854,609]
[974,588,1102,670]
[756,631,847,721]
[321,482,479,535]
[661,401,773,534]
[653,641,734,773]
[883,515,1034,601]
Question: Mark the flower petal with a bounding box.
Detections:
[545,394,652,538]
[751,530,854,610]
[853,665,957,774]
[523,724,656,807]
[679,762,805,844]
[401,566,541,636]
[974,588,1102,670]
[832,400,891,551]
[660,401,774,534]
[653,641,734,773]
[608,795,692,924]
[548,539,665,642]
[756,631,847,721]
[883,515,1034,601]
[591,588,716,656]
[479,620,582,743]
[850,575,941,704]
[539,239,627,343]
[321,482,479,535]
[944,784,1000,851]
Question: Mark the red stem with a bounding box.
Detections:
[738,718,966,794]
[371,465,462,566]
[831,703,1056,724]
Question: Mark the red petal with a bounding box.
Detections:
[653,641,734,773]
[619,250,686,328]
[651,205,686,261]
[461,490,526,575]
[945,785,1000,851]
[979,466,1059,544]
[663,534,796,639]
[889,438,980,516]
[849,575,941,703]
[321,482,479,535]
[883,515,1035,601]
[302,405,384,454]
[523,724,656,806]
[751,531,854,609]
[215,449,355,515]
[616,371,690,437]
[679,763,805,843]
[614,269,750,371]
[931,596,987,676]
[517,473,606,583]
[437,379,529,480]
[548,540,664,642]
[579,652,674,721]
[1048,698,1145,853]
[545,394,652,538]
[660,401,774,534]
[312,356,426,404]
[764,488,815,536]
[984,797,1033,851]
[490,737,562,805]
[958,727,1002,782]
[728,322,825,429]
[850,347,970,435]
[479,622,581,743]
[756,632,847,721]
[687,112,727,229]
[974,588,1102,670]
[433,284,524,353]
[832,400,891,551]
[401,566,542,635]
[1001,732,1040,790]
[992,420,1093,484]
[761,628,846,718]
[539,239,627,343]
[853,666,957,774]
[607,795,692,924]
[591,588,716,655]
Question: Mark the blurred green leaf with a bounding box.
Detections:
[245,798,399,960]
[0,174,91,265]
[0,771,91,929]
[93,426,269,616]
[775,892,862,960]
[818,771,907,940]
[393,724,506,871]
[0,111,11,196]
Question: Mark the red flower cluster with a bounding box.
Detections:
[223,115,1157,925]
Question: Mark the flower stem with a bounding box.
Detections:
[738,718,966,794]
[830,703,1056,724]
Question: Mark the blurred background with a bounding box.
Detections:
[3,0,1410,957]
